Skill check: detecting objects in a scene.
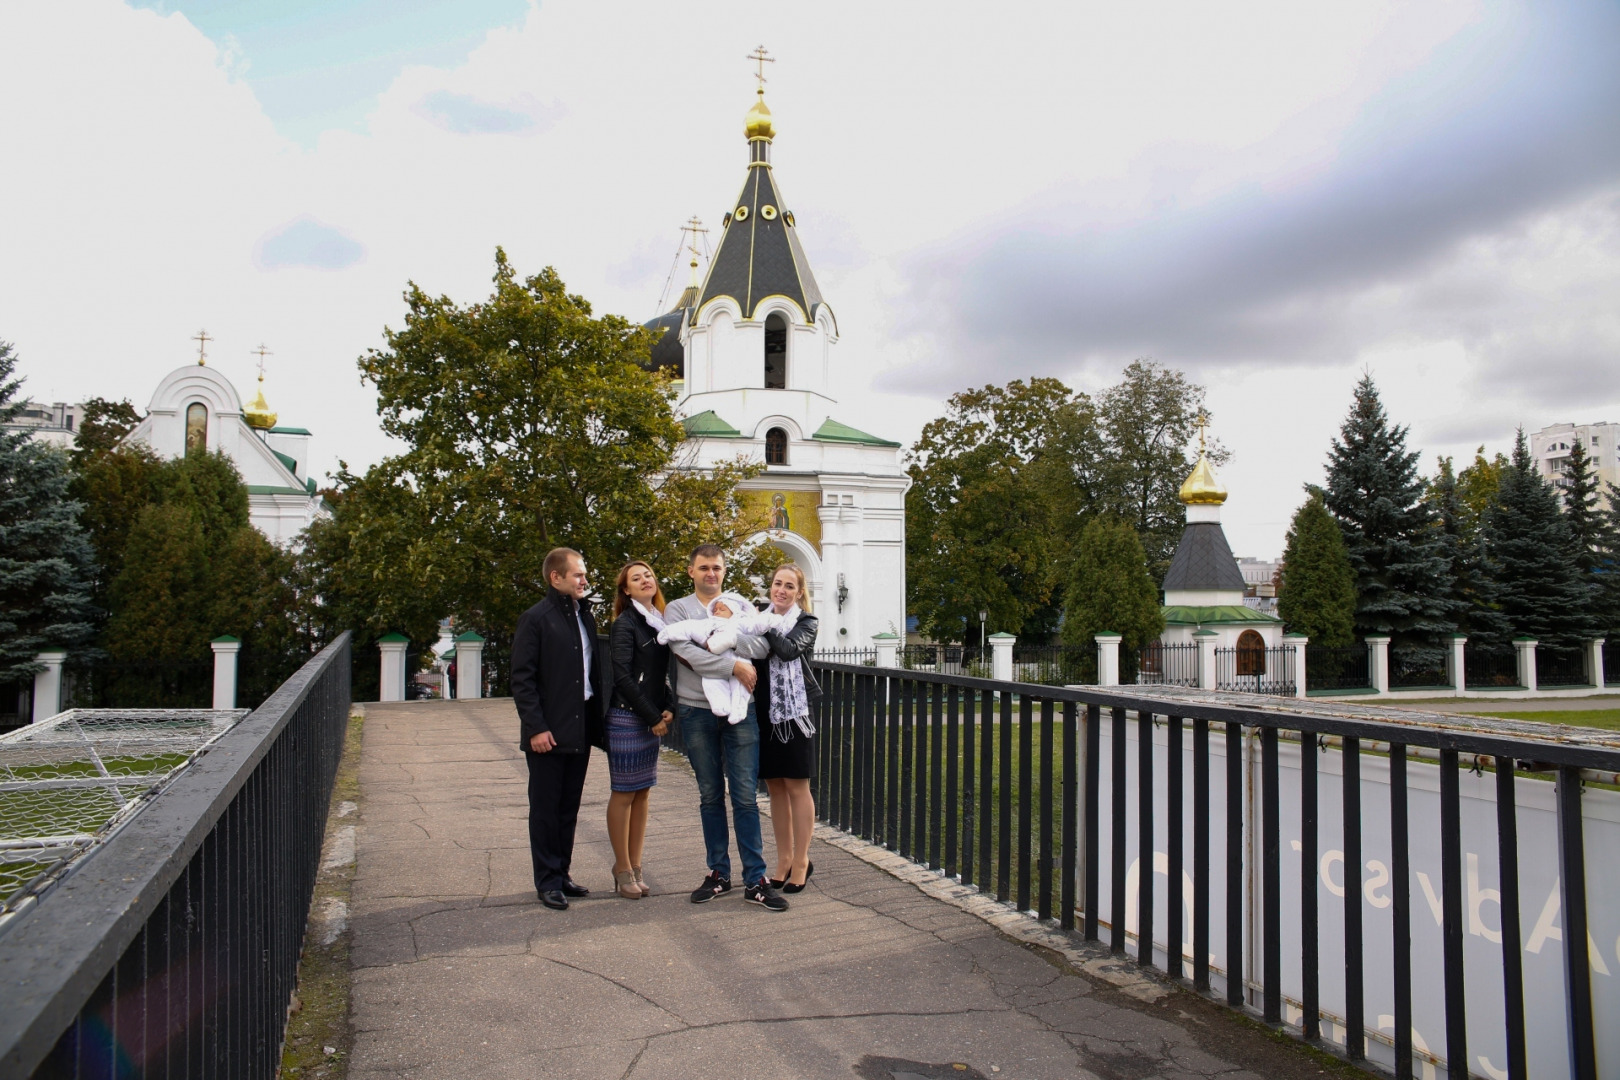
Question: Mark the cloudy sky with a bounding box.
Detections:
[2,0,1617,557]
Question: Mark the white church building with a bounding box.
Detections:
[643,79,910,646]
[123,357,328,546]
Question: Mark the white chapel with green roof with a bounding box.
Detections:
[642,65,910,645]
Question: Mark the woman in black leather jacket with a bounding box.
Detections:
[606,561,674,899]
[753,563,821,893]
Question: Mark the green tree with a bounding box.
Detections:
[1060,517,1164,677]
[0,341,97,683]
[329,250,769,669]
[71,443,165,612]
[1429,457,1509,645]
[1483,430,1594,649]
[1561,438,1606,577]
[1322,374,1457,651]
[1277,491,1356,647]
[69,397,142,469]
[1095,359,1219,580]
[905,378,1077,641]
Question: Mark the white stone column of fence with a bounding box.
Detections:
[1587,637,1605,689]
[1448,634,1468,695]
[440,651,455,700]
[872,632,899,667]
[455,632,485,700]
[1514,637,1538,691]
[378,634,409,702]
[31,651,66,723]
[1365,636,1391,694]
[1283,633,1308,699]
[1094,633,1122,687]
[210,636,241,709]
[989,632,1015,682]
[1195,630,1217,690]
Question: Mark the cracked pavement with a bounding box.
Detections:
[349,700,1351,1080]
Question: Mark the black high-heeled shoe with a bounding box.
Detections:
[781,861,814,893]
[768,877,787,890]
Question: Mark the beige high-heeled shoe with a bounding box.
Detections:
[631,866,651,897]
[614,869,641,899]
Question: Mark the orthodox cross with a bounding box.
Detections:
[252,344,272,381]
[1195,410,1210,454]
[192,328,212,366]
[746,45,774,90]
[682,215,708,283]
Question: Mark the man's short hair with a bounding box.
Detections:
[688,543,725,566]
[543,547,582,584]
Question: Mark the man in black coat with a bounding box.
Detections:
[510,547,607,910]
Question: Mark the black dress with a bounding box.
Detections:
[753,613,821,780]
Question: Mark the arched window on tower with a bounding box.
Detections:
[765,427,788,466]
[185,402,208,457]
[764,312,787,389]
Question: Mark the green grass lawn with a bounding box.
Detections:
[1464,708,1620,731]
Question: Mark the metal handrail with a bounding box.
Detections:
[0,633,352,1078]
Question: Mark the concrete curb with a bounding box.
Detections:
[810,823,1172,1005]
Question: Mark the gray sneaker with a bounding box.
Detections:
[689,871,732,904]
[744,879,789,912]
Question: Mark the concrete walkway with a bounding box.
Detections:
[348,700,1350,1080]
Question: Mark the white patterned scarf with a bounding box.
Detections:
[632,600,666,633]
[767,604,814,741]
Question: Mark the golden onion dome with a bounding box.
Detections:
[1179,452,1227,505]
[243,375,278,430]
[744,90,774,140]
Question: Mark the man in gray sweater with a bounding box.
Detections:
[666,544,788,911]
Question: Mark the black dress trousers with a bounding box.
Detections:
[525,749,591,893]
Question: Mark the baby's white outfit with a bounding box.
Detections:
[657,593,781,721]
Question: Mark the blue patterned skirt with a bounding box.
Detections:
[606,707,660,792]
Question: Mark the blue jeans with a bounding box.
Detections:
[678,702,766,885]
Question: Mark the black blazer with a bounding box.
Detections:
[752,612,822,720]
[609,606,673,727]
[511,586,608,754]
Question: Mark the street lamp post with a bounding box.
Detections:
[979,609,987,654]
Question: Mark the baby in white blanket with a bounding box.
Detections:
[657,592,782,721]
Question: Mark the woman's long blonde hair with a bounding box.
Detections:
[771,562,811,614]
[613,560,667,619]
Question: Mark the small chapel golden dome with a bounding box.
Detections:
[243,375,278,430]
[1179,454,1227,505]
[745,90,775,140]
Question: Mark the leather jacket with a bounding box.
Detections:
[609,605,673,727]
[753,612,823,716]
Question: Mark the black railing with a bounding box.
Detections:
[1,681,30,732]
[0,634,353,1079]
[1306,644,1372,692]
[900,643,987,678]
[1136,642,1199,687]
[1536,649,1590,687]
[1466,647,1522,690]
[60,658,214,711]
[1389,648,1451,689]
[1213,646,1296,695]
[808,662,1620,1080]
[815,646,876,666]
[1013,644,1094,687]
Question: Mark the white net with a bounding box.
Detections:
[0,708,246,923]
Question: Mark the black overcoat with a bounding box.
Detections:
[511,586,608,754]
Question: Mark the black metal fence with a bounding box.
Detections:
[900,643,986,677]
[1536,649,1590,687]
[1136,642,1199,687]
[1466,647,1522,690]
[1013,645,1094,686]
[60,658,214,711]
[1306,644,1372,692]
[1388,648,1451,689]
[815,646,876,665]
[808,661,1619,1080]
[1213,646,1296,695]
[0,634,353,1079]
[1606,641,1620,687]
[1,681,30,732]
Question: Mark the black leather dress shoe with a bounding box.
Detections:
[560,879,590,898]
[540,890,569,910]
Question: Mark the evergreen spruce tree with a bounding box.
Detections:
[1322,374,1458,654]
[1061,516,1164,680]
[1598,482,1620,637]
[1561,439,1606,577]
[1429,457,1510,646]
[0,341,97,686]
[1483,430,1594,650]
[1277,491,1356,648]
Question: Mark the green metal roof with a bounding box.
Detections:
[246,485,309,496]
[455,631,486,643]
[271,448,299,476]
[812,418,900,447]
[269,426,312,435]
[1163,605,1281,626]
[681,410,743,437]
[378,633,409,643]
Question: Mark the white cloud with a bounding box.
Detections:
[254,217,366,270]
